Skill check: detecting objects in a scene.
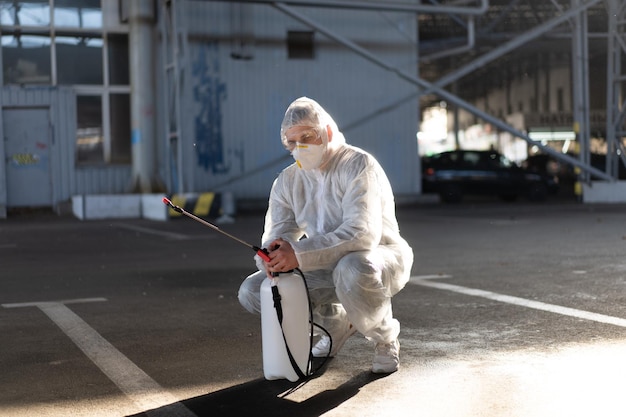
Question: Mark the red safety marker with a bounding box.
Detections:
[162,197,271,262]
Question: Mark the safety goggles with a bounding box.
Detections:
[282,127,322,151]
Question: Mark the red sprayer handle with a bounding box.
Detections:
[254,246,271,262]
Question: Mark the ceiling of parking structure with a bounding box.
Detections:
[417,0,609,107]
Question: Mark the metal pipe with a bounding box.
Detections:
[226,0,490,15]
[160,0,186,194]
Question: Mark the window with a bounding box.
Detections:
[1,0,130,166]
[109,93,131,163]
[56,35,103,85]
[107,34,129,85]
[1,34,51,84]
[76,95,104,164]
[75,92,130,165]
[0,1,50,26]
[498,154,513,168]
[287,30,314,59]
[54,0,102,28]
[463,152,480,167]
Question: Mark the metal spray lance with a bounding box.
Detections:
[162,197,272,262]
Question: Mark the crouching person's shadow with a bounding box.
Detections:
[127,363,389,417]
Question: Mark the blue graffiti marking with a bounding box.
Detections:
[192,42,228,174]
[131,128,141,145]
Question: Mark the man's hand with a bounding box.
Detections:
[265,238,299,276]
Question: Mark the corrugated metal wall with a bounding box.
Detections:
[0,86,131,216]
[0,86,75,214]
[178,2,421,201]
[73,166,133,195]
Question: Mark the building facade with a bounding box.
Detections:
[0,0,422,218]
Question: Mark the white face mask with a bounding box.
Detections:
[292,142,325,170]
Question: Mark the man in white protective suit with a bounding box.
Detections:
[238,97,414,373]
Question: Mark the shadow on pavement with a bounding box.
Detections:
[127,368,390,417]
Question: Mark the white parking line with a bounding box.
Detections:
[2,297,108,308]
[3,299,196,417]
[409,275,626,328]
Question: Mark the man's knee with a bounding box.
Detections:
[237,282,252,309]
[238,271,264,314]
[333,251,378,289]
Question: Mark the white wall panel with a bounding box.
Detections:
[178,1,420,201]
[74,166,132,194]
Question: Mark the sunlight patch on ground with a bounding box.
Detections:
[325,339,626,417]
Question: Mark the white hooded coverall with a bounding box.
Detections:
[238,97,414,345]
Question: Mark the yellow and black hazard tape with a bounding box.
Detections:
[167,192,223,219]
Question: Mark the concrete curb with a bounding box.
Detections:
[71,192,236,222]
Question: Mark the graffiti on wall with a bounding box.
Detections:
[10,153,40,166]
[192,41,229,174]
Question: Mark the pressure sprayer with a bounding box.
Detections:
[162,198,331,382]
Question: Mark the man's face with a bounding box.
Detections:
[283,126,322,152]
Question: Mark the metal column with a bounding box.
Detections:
[571,0,591,182]
[129,0,161,192]
[605,0,626,179]
[161,0,188,194]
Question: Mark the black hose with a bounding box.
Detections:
[292,268,332,377]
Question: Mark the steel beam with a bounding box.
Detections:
[273,2,612,180]
[605,0,626,179]
[571,0,591,182]
[227,0,489,15]
[423,0,603,95]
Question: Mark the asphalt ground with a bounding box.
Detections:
[1,199,625,417]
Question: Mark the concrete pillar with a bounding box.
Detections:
[129,0,161,192]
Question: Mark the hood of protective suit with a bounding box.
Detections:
[281,97,346,170]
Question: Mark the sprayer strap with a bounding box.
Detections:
[271,285,308,380]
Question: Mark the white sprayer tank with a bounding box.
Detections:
[260,273,310,382]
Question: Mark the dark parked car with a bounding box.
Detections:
[422,150,559,203]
